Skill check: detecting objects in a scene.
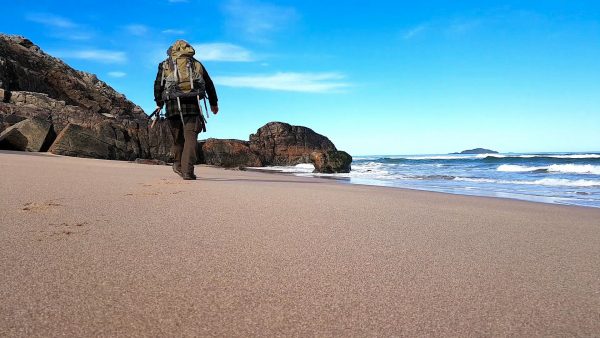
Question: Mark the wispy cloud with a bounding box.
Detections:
[125,24,149,36]
[52,49,127,64]
[162,29,185,35]
[402,24,428,40]
[26,12,93,40]
[108,71,127,78]
[446,19,482,36]
[26,13,76,28]
[194,43,253,62]
[402,17,484,40]
[223,0,299,42]
[214,72,349,93]
[168,0,189,2]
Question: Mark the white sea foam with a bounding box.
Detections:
[479,154,600,159]
[497,164,545,172]
[498,164,600,175]
[456,177,600,187]
[249,163,315,173]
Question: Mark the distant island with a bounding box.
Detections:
[452,148,498,154]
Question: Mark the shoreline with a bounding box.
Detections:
[245,166,600,210]
[2,150,600,336]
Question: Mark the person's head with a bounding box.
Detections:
[168,40,195,58]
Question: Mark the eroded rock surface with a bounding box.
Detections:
[201,138,262,168]
[310,150,353,173]
[249,122,336,166]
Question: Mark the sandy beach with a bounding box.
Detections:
[1,150,599,336]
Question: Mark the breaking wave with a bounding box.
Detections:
[497,164,600,175]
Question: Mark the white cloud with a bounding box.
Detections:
[223,0,298,42]
[108,71,127,78]
[26,13,76,28]
[162,29,186,35]
[214,72,349,93]
[193,43,253,62]
[125,24,149,36]
[52,49,127,64]
[403,24,428,40]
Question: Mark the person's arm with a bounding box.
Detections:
[153,63,164,108]
[201,64,219,114]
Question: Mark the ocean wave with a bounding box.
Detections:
[455,177,600,187]
[497,164,600,175]
[478,154,600,160]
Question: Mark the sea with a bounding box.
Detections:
[251,152,600,208]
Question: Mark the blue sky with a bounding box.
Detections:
[3,0,600,155]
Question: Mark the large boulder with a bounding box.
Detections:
[0,34,174,161]
[49,122,155,160]
[249,122,336,166]
[310,150,353,173]
[0,117,53,152]
[201,138,262,168]
[0,113,26,134]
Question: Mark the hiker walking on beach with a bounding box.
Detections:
[154,40,219,180]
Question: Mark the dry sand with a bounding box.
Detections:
[1,150,599,336]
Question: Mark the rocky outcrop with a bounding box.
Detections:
[249,122,336,166]
[310,150,353,173]
[0,34,173,161]
[0,117,53,152]
[200,138,262,168]
[452,148,498,154]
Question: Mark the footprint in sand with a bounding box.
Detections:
[36,222,89,241]
[125,181,187,197]
[21,201,62,212]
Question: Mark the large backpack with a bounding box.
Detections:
[160,40,206,102]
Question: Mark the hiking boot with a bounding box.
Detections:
[173,163,183,177]
[182,172,197,180]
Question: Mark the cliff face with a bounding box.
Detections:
[0,34,173,161]
[0,35,144,118]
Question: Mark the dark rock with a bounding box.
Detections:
[49,123,149,160]
[310,150,353,173]
[0,113,26,134]
[0,34,174,161]
[452,148,498,154]
[201,138,262,168]
[196,140,206,164]
[134,158,167,165]
[50,124,115,159]
[0,117,53,152]
[249,122,336,166]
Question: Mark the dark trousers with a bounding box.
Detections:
[169,115,202,175]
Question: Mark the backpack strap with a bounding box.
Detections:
[172,57,179,82]
[187,59,194,90]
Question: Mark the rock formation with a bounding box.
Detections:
[310,150,353,173]
[249,122,336,166]
[0,117,53,152]
[0,34,173,161]
[200,138,262,168]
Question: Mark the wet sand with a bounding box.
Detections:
[1,150,599,336]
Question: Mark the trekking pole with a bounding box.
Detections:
[150,106,162,129]
[203,97,209,119]
[176,97,185,124]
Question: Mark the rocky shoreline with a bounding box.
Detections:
[0,34,351,173]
